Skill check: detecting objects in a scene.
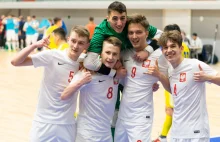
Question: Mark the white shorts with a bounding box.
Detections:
[26,33,38,46]
[29,121,76,142]
[114,118,152,142]
[171,138,209,142]
[75,133,112,142]
[6,30,16,41]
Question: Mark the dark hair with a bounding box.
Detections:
[159,30,182,48]
[32,15,36,19]
[70,25,90,42]
[54,17,61,24]
[192,33,197,36]
[127,14,149,31]
[108,1,127,15]
[53,27,66,41]
[89,17,94,21]
[164,24,181,33]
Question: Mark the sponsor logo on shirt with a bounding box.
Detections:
[58,62,65,65]
[99,80,105,83]
[180,73,186,82]
[142,59,151,68]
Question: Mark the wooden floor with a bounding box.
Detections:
[0,50,219,142]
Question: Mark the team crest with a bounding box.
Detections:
[113,79,119,85]
[142,59,151,68]
[179,73,186,82]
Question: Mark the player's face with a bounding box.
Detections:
[101,42,120,68]
[67,31,89,58]
[128,23,148,51]
[107,11,127,33]
[162,40,183,66]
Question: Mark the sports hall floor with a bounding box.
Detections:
[0,50,219,142]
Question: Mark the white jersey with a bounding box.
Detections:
[31,49,80,124]
[118,48,168,123]
[72,71,119,136]
[169,58,218,138]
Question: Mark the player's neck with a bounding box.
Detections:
[134,43,148,52]
[171,57,184,69]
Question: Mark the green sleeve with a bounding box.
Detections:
[148,25,158,39]
[88,28,105,54]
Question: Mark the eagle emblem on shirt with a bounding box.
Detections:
[179,73,186,82]
[142,59,151,68]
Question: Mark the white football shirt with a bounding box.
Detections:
[118,48,168,123]
[169,58,218,138]
[31,49,80,124]
[71,71,119,136]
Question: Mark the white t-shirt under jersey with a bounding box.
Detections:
[71,71,119,136]
[118,48,169,123]
[169,58,218,139]
[31,49,80,124]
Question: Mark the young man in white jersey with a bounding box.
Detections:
[61,36,125,142]
[114,14,170,142]
[11,25,90,142]
[158,30,220,142]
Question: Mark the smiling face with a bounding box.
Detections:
[159,31,184,68]
[128,23,148,51]
[107,11,127,33]
[162,40,183,66]
[67,29,89,60]
[100,37,121,68]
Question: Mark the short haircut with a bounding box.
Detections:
[164,24,181,32]
[192,33,197,36]
[127,14,149,31]
[158,30,182,48]
[108,1,127,15]
[32,15,36,19]
[89,17,94,21]
[54,17,61,24]
[53,27,66,41]
[103,36,122,50]
[70,25,90,42]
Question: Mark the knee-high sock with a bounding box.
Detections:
[161,114,172,136]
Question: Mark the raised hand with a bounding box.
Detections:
[144,60,160,78]
[133,50,149,62]
[80,69,92,84]
[34,35,50,49]
[115,67,127,79]
[194,64,208,82]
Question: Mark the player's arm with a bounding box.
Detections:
[145,60,171,93]
[61,70,92,100]
[194,64,220,86]
[11,36,50,66]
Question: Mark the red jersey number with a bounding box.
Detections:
[68,71,74,83]
[107,87,113,99]
[131,67,136,78]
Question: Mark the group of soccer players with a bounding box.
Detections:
[11,1,220,142]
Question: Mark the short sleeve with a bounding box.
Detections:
[31,50,53,68]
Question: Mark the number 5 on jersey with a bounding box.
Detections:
[68,71,74,83]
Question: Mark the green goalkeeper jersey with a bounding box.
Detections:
[88,19,157,53]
